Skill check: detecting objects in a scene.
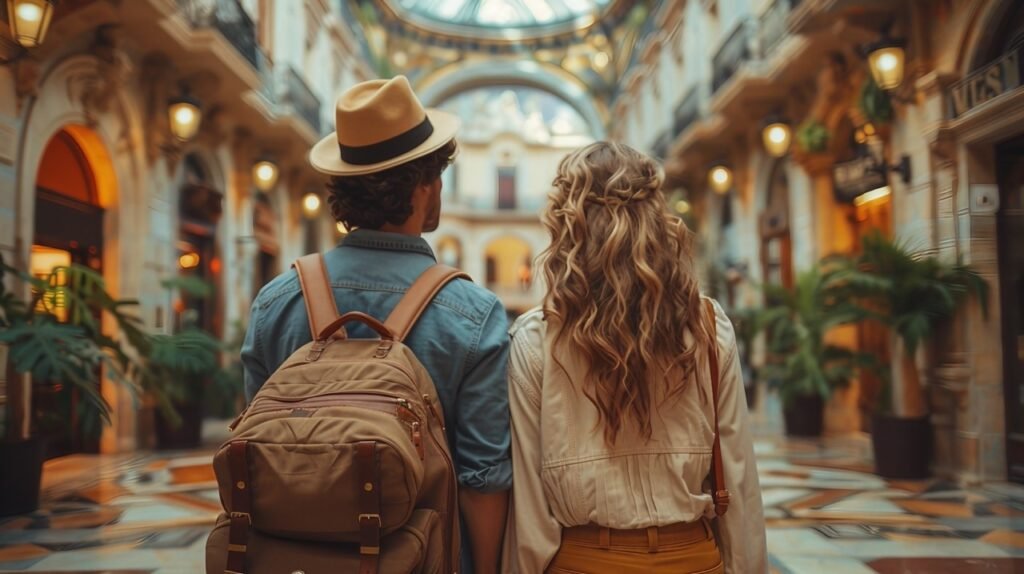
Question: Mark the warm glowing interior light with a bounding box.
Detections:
[877,53,898,71]
[179,252,201,269]
[303,192,321,215]
[675,200,691,215]
[256,165,274,181]
[768,126,786,143]
[594,51,610,68]
[854,186,892,207]
[174,106,194,125]
[16,2,42,21]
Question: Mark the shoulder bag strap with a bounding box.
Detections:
[705,299,731,516]
[293,254,341,341]
[384,264,471,342]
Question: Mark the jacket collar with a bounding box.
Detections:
[340,228,436,260]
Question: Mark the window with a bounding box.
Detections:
[497,166,517,210]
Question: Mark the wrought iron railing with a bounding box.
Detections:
[280,66,322,134]
[760,0,801,58]
[178,0,260,69]
[712,19,755,93]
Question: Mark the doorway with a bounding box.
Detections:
[998,136,1024,483]
[31,130,105,457]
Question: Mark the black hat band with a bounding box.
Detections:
[339,116,435,166]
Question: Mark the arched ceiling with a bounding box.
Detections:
[343,0,659,134]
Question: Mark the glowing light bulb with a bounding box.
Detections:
[16,3,42,22]
[302,192,321,215]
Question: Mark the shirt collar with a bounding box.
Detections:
[340,229,436,260]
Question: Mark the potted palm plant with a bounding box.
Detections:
[148,276,226,450]
[760,267,877,437]
[0,260,149,516]
[834,232,988,478]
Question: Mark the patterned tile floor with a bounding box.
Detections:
[2,415,1024,573]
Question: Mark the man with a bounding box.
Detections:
[240,76,511,574]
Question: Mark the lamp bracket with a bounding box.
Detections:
[889,154,912,185]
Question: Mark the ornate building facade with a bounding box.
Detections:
[618,0,1023,484]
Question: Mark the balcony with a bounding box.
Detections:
[760,0,802,58]
[278,66,322,135]
[712,19,755,94]
[178,0,260,69]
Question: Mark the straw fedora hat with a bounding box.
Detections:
[309,76,460,176]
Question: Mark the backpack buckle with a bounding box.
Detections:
[374,340,393,359]
[306,339,330,362]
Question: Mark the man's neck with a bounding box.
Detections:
[376,221,422,236]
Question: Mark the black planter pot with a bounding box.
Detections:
[155,399,204,450]
[783,393,825,437]
[872,413,932,479]
[0,437,45,517]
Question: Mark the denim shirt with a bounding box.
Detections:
[240,230,513,570]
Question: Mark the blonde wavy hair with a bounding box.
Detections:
[541,141,709,445]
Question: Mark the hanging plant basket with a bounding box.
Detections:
[859,76,894,125]
[796,120,829,154]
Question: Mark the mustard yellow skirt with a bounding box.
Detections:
[545,519,723,574]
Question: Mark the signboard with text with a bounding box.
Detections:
[833,152,888,204]
[949,46,1023,118]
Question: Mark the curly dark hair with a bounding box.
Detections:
[326,140,457,231]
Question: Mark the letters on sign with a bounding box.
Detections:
[949,47,1022,118]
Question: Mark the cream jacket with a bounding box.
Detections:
[502,299,767,574]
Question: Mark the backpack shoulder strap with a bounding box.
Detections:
[293,254,340,341]
[385,264,471,342]
[705,298,730,517]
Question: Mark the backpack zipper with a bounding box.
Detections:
[230,392,420,430]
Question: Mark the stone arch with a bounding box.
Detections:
[15,53,147,453]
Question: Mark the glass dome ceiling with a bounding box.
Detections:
[388,0,611,30]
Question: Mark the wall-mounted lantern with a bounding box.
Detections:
[761,116,792,158]
[708,164,733,194]
[864,32,906,91]
[302,191,321,217]
[7,0,55,48]
[252,158,279,192]
[168,92,202,142]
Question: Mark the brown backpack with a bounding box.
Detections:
[206,254,467,574]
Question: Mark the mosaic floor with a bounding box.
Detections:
[2,419,1024,573]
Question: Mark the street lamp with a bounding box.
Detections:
[865,34,906,91]
[302,191,321,217]
[7,0,55,48]
[167,93,202,142]
[708,164,733,194]
[761,117,792,158]
[252,159,279,192]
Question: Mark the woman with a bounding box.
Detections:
[503,142,766,573]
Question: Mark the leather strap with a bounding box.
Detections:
[705,300,730,516]
[293,254,340,341]
[225,440,251,574]
[356,441,381,574]
[384,265,471,342]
